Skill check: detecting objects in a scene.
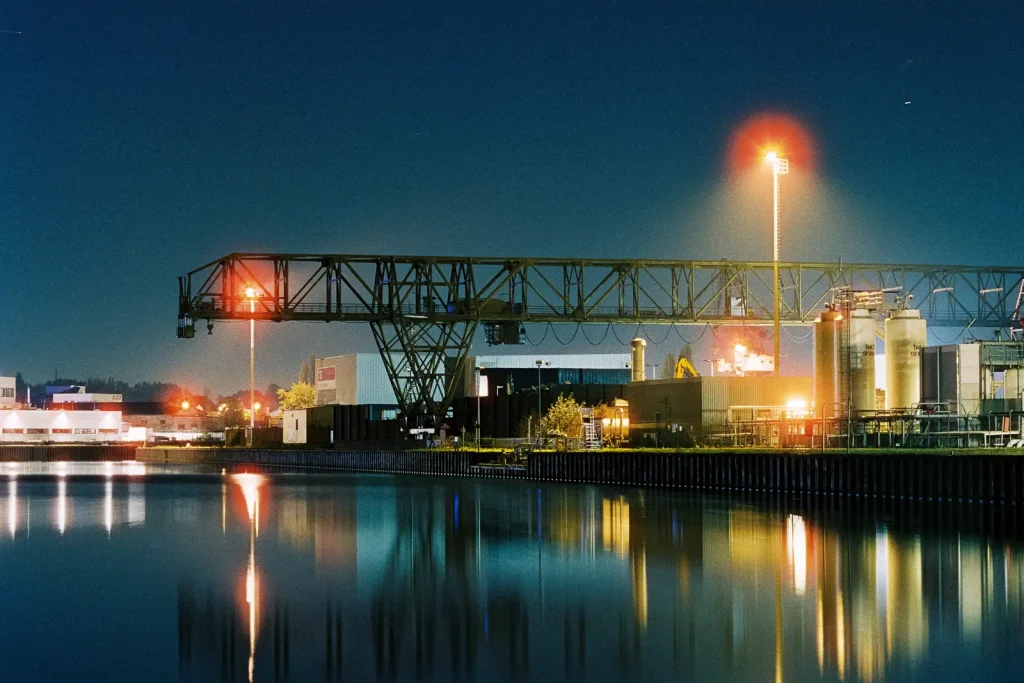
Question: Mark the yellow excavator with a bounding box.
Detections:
[674,356,700,379]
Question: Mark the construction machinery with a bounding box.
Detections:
[674,356,700,379]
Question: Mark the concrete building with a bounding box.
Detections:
[315,354,400,408]
[283,409,307,444]
[0,377,14,409]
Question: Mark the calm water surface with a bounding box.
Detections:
[0,462,1021,682]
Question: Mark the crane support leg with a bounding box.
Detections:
[370,320,479,429]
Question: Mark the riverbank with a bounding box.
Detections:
[138,446,1024,505]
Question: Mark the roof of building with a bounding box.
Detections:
[472,353,632,370]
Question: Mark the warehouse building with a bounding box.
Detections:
[0,408,125,443]
[462,353,632,398]
[0,377,14,409]
[623,375,814,446]
[314,354,400,419]
[921,341,1024,414]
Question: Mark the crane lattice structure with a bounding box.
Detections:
[178,254,1024,427]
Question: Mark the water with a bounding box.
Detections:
[0,463,1022,682]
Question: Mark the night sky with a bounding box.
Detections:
[2,2,1022,392]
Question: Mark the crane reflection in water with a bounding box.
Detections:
[168,474,1024,683]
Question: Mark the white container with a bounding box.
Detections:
[885,310,927,410]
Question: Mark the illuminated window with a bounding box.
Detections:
[2,428,24,434]
[52,428,72,434]
[0,388,13,398]
[98,429,120,434]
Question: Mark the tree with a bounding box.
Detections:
[540,395,584,440]
[662,352,677,379]
[298,353,317,385]
[222,398,246,428]
[277,382,317,410]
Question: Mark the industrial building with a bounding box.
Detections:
[314,354,400,418]
[922,341,1024,414]
[0,408,125,443]
[0,377,14,409]
[624,375,813,446]
[463,353,632,398]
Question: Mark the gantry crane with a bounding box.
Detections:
[177,253,1024,428]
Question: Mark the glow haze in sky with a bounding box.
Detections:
[0,2,1021,391]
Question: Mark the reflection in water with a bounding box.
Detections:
[8,477,16,538]
[56,478,67,534]
[175,481,1024,681]
[234,474,263,683]
[104,479,113,533]
[6,471,1024,681]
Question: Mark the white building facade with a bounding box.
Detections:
[0,377,14,409]
[0,409,124,443]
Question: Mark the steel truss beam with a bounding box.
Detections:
[178,254,1024,425]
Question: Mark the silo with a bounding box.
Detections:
[848,309,877,413]
[813,310,840,413]
[630,338,646,382]
[885,309,927,410]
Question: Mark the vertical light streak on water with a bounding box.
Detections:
[7,476,16,538]
[56,479,67,534]
[104,478,114,534]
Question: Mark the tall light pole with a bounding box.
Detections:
[245,286,258,447]
[535,359,550,443]
[766,151,789,377]
[476,365,484,447]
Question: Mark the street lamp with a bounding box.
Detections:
[244,286,259,446]
[535,359,550,443]
[475,365,485,448]
[766,151,789,377]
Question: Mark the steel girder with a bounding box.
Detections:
[178,253,1024,425]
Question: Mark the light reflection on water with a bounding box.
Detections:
[0,467,1022,682]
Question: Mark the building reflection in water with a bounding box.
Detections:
[8,476,17,538]
[171,479,1024,682]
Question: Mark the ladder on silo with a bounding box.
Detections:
[582,413,602,450]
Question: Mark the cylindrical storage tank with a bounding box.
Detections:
[813,310,840,414]
[631,338,646,382]
[885,309,927,410]
[848,309,877,413]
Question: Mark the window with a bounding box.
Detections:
[52,428,72,434]
[73,428,96,435]
[26,428,48,434]
[98,429,119,434]
[0,388,13,398]
[2,428,24,434]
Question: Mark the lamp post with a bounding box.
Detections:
[476,365,484,448]
[766,151,789,377]
[535,359,550,443]
[245,286,258,446]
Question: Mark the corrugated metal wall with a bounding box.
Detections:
[355,354,400,405]
[700,376,812,431]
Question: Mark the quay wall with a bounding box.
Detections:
[136,447,1024,505]
[0,444,138,462]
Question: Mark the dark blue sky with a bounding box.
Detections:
[1,2,1022,391]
